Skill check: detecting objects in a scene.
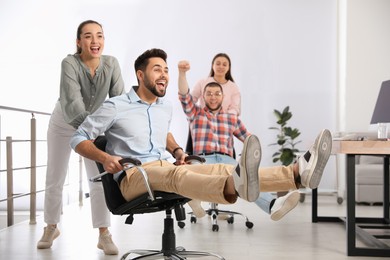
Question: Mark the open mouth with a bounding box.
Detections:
[90,46,100,54]
[156,81,166,90]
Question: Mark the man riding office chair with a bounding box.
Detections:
[177,60,302,230]
[90,135,225,259]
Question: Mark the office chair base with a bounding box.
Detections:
[189,203,254,232]
[121,247,225,259]
[122,211,224,259]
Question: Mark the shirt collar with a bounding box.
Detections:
[95,56,104,73]
[128,86,164,104]
[203,106,224,115]
[74,54,104,74]
[128,86,141,103]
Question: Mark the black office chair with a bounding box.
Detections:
[90,136,225,260]
[185,131,254,232]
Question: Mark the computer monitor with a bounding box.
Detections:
[370,80,390,124]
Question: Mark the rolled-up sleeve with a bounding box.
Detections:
[70,101,117,150]
[70,129,90,150]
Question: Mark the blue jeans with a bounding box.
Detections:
[201,153,237,165]
[200,153,275,214]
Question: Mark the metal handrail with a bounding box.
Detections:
[0,165,46,173]
[0,105,51,116]
[0,105,83,227]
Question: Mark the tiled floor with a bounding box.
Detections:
[0,194,388,260]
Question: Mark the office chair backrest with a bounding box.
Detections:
[93,136,127,211]
[185,130,194,155]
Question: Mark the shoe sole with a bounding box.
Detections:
[270,191,300,221]
[240,135,262,202]
[307,129,332,189]
[37,229,60,249]
[97,242,119,255]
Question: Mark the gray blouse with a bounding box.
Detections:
[59,54,125,128]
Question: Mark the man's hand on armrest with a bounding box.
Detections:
[102,155,124,174]
[75,140,123,174]
[173,148,186,165]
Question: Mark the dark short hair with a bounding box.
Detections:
[76,20,102,54]
[134,48,167,73]
[204,82,223,93]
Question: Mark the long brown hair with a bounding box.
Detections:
[75,20,103,54]
[208,53,235,82]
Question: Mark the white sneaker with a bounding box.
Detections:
[188,200,206,218]
[37,226,60,249]
[233,135,261,202]
[97,230,118,255]
[270,190,300,221]
[298,129,332,189]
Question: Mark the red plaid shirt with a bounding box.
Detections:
[179,93,250,157]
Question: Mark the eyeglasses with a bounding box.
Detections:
[205,91,223,97]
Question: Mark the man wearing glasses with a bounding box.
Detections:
[177,60,308,221]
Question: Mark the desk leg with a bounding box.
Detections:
[312,188,318,222]
[346,154,356,256]
[384,156,389,221]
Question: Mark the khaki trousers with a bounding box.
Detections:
[120,160,297,204]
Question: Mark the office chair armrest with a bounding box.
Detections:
[118,156,204,201]
[89,171,108,182]
[184,155,206,164]
[119,157,142,166]
[89,157,142,182]
[119,157,159,201]
[92,156,204,200]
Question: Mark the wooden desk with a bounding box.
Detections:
[312,140,390,257]
[332,140,390,155]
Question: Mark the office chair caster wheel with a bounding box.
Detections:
[227,216,234,224]
[246,221,254,229]
[299,193,305,203]
[190,216,197,223]
[212,224,219,232]
[178,221,185,229]
[176,246,185,252]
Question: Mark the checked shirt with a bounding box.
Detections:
[179,93,250,157]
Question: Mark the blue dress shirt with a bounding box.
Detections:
[70,86,172,164]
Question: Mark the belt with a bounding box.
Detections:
[117,171,126,185]
[199,152,231,157]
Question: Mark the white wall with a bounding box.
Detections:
[344,0,390,131]
[333,0,390,199]
[0,0,338,195]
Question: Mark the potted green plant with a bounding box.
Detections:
[269,106,302,166]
